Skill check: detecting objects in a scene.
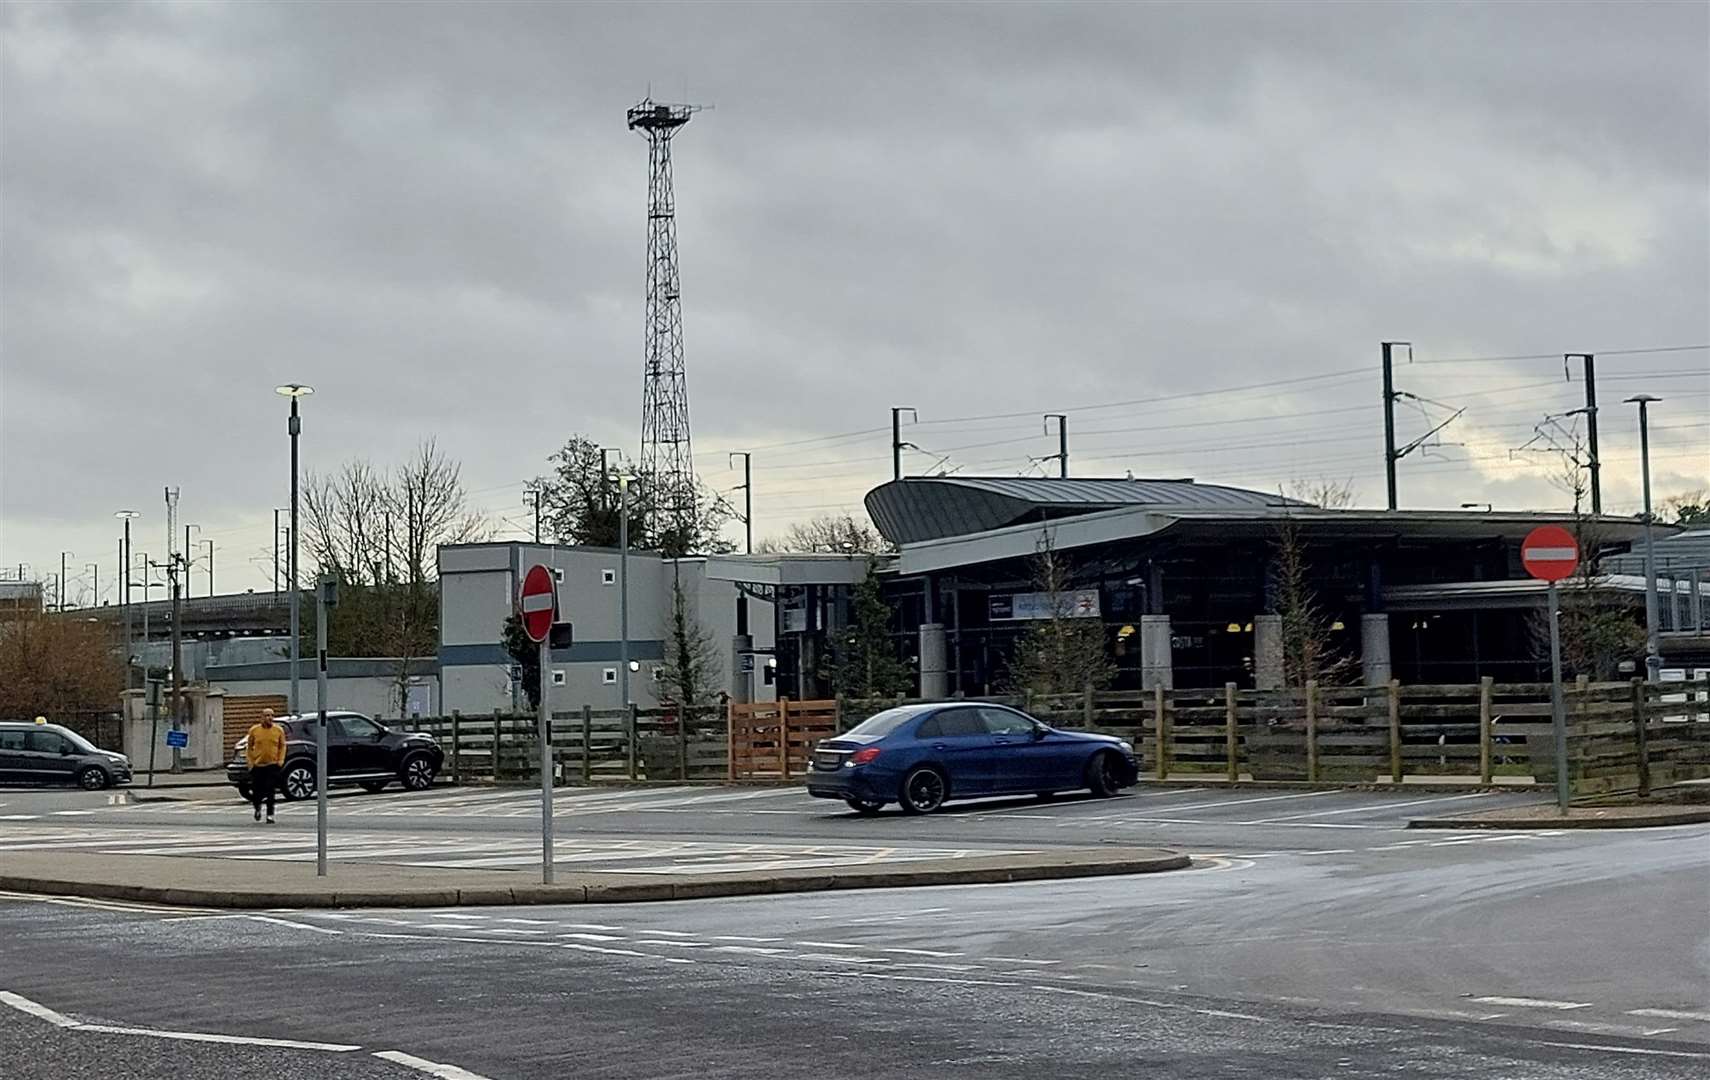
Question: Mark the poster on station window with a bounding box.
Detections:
[989,590,1101,621]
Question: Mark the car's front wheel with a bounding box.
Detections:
[399,753,436,792]
[1086,752,1122,798]
[280,762,316,801]
[845,798,884,816]
[76,766,110,791]
[898,766,947,814]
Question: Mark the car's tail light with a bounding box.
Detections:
[850,746,881,766]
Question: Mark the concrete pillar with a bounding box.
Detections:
[1138,615,1174,690]
[1361,613,1392,688]
[1666,576,1680,633]
[730,634,753,704]
[919,623,948,699]
[1253,614,1283,690]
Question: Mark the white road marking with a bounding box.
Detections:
[74,1022,362,1051]
[1126,790,1344,814]
[1,990,79,1027]
[1629,1007,1710,1023]
[373,1049,495,1080]
[1,988,359,1050]
[1469,996,1591,1010]
[712,935,784,943]
[49,810,96,816]
[559,932,626,942]
[1258,792,1494,821]
[1531,1041,1710,1060]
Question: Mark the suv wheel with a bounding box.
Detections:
[76,766,110,791]
[400,753,435,792]
[280,762,316,801]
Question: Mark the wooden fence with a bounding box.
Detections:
[727,700,839,781]
[844,675,1710,797]
[405,676,1707,799]
[408,706,727,784]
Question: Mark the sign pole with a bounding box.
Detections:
[540,634,554,885]
[1548,581,1568,814]
[316,576,331,877]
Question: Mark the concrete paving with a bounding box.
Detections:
[2,803,1705,1079]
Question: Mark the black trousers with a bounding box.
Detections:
[249,764,282,815]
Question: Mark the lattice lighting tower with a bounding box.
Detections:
[628,98,702,543]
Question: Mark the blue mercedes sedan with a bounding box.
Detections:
[804,702,1139,815]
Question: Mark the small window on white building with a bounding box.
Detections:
[552,669,566,687]
[602,667,617,685]
[601,569,617,586]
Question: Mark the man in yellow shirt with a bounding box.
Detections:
[245,711,288,823]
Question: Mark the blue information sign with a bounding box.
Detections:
[165,730,189,748]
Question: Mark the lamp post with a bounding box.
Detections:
[116,511,140,686]
[86,563,99,607]
[59,551,73,610]
[276,384,314,715]
[132,554,154,677]
[616,468,634,707]
[203,539,215,597]
[1626,394,1662,682]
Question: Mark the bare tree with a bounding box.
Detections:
[1661,487,1709,526]
[1529,442,1645,680]
[301,440,490,713]
[1270,516,1355,687]
[757,513,890,555]
[1010,531,1114,698]
[0,612,124,716]
[1284,476,1356,510]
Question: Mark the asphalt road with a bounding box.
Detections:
[2,781,1706,1078]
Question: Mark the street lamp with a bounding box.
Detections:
[615,467,636,707]
[276,383,314,715]
[116,516,139,683]
[1625,394,1662,682]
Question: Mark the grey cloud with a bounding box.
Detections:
[2,1,1705,590]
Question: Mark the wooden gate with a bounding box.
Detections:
[222,695,288,757]
[728,699,839,781]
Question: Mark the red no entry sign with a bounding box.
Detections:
[1522,525,1579,582]
[519,564,557,643]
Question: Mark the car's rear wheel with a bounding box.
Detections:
[1086,752,1122,798]
[845,798,884,816]
[898,767,947,814]
[359,779,390,794]
[76,766,110,791]
[399,753,436,792]
[280,762,316,801]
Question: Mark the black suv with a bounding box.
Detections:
[226,712,443,801]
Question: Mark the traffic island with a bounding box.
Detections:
[1409,802,1710,830]
[0,847,1190,909]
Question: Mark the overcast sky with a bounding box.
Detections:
[3,0,1706,602]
